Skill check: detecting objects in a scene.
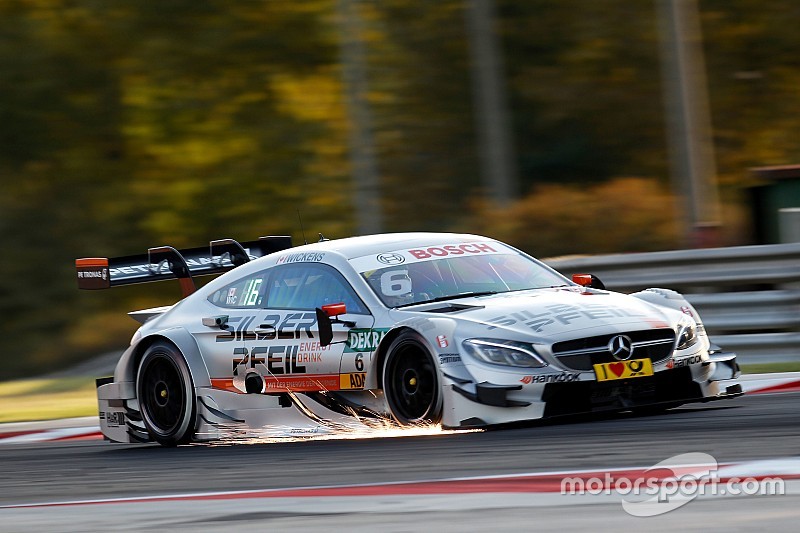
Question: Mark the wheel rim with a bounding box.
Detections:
[386,341,438,423]
[140,352,186,435]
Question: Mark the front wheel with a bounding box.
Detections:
[382,331,442,425]
[137,342,197,446]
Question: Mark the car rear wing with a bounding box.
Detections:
[76,236,292,297]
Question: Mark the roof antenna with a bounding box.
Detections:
[318,233,329,242]
[297,210,308,245]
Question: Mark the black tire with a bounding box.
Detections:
[136,342,197,446]
[382,331,442,425]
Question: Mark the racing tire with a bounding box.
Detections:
[136,342,197,446]
[382,331,442,426]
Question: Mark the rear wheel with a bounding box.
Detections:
[137,342,197,446]
[382,331,442,425]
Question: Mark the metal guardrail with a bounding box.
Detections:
[545,243,800,363]
[711,333,800,364]
[686,291,800,333]
[545,242,800,292]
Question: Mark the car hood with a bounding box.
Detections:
[396,288,679,343]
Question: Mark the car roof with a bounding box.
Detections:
[202,232,501,294]
[284,232,497,260]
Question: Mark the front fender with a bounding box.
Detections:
[631,288,702,324]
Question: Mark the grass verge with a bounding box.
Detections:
[739,362,800,374]
[0,377,97,423]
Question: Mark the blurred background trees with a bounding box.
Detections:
[1,0,798,378]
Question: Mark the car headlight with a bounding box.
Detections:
[462,339,548,368]
[676,321,698,350]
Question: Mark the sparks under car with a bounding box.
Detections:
[77,233,743,446]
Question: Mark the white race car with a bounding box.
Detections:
[77,233,742,446]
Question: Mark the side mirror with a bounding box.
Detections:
[572,274,606,290]
[315,307,335,347]
[316,303,355,347]
[321,303,347,317]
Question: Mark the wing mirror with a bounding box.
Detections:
[572,274,606,290]
[315,303,355,347]
[321,303,347,317]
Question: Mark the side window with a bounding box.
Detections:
[265,263,368,314]
[208,272,267,309]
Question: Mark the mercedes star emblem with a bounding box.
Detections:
[608,335,634,361]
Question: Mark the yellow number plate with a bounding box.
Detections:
[593,358,653,382]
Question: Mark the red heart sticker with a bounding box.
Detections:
[609,362,625,377]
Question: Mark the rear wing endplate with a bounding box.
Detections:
[76,236,292,297]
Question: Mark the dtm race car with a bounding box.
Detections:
[76,233,742,446]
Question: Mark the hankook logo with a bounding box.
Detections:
[608,335,634,361]
[377,253,405,265]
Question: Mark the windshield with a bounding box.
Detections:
[357,243,568,308]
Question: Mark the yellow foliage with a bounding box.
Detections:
[466,178,681,257]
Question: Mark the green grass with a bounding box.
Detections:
[740,362,800,374]
[0,362,798,424]
[0,377,97,423]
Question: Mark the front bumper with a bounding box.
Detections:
[706,349,741,381]
[442,351,744,429]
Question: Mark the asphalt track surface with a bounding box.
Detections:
[1,391,799,530]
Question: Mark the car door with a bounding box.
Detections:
[245,262,374,393]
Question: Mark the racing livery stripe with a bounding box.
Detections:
[210,374,345,393]
[210,379,238,393]
[263,374,340,392]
